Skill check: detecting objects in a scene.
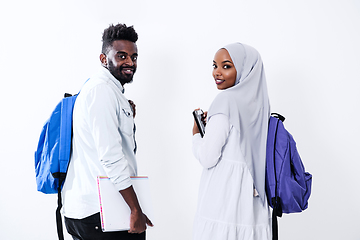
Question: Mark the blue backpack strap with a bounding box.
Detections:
[59,94,78,174]
[55,94,78,240]
[271,112,285,122]
[271,112,284,216]
[269,113,285,240]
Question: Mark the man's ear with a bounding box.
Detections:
[100,53,107,67]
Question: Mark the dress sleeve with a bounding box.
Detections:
[192,113,230,169]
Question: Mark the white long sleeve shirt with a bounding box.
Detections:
[61,67,137,219]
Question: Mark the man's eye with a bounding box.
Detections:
[132,56,138,61]
[118,55,126,59]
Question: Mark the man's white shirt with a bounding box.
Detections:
[62,67,137,219]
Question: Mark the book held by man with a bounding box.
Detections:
[97,176,154,232]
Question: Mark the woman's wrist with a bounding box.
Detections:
[193,124,200,135]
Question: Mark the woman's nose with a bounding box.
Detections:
[213,68,221,77]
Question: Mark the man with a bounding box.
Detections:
[61,23,153,240]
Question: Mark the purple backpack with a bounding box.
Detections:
[265,113,312,240]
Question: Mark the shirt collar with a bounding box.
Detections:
[99,66,125,93]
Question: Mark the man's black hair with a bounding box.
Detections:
[102,23,138,54]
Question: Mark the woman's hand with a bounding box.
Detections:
[192,108,207,135]
[202,111,208,124]
[193,119,200,135]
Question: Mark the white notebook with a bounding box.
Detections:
[97,176,154,232]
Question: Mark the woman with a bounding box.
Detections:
[192,43,271,240]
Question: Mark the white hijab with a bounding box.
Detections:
[207,43,270,204]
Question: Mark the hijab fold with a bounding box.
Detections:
[207,43,270,204]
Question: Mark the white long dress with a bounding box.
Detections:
[192,113,271,240]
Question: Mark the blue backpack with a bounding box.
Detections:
[35,92,79,240]
[265,113,312,240]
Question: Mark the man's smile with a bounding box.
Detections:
[121,67,135,75]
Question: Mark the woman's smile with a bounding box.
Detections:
[215,79,225,85]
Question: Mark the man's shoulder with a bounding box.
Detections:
[78,78,127,108]
[83,77,109,90]
[81,72,119,93]
[83,69,122,94]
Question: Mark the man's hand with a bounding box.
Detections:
[129,210,153,234]
[128,100,136,118]
[120,186,153,234]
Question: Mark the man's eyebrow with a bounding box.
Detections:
[116,51,138,56]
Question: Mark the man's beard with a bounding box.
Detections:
[108,61,136,85]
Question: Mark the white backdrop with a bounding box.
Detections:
[1,0,359,239]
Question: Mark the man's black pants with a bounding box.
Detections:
[64,212,146,240]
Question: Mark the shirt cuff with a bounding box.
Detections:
[192,133,202,141]
[114,176,132,191]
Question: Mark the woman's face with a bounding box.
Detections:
[212,49,237,90]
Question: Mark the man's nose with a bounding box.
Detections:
[124,56,134,66]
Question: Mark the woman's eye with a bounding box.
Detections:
[212,64,217,69]
[223,65,231,69]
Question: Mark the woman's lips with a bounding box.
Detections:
[215,79,225,85]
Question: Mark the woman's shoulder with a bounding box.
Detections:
[208,92,233,117]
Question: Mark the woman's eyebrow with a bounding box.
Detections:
[213,60,233,64]
[222,60,233,64]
